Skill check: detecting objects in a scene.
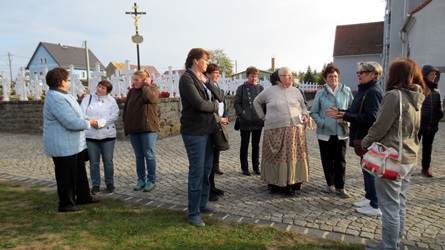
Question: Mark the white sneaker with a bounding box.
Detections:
[356,205,382,216]
[353,197,370,207]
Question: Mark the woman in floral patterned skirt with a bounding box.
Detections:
[253,67,309,195]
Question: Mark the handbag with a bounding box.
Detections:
[212,114,230,151]
[361,90,403,180]
[354,139,367,156]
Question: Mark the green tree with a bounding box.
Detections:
[316,62,334,85]
[303,66,315,83]
[208,49,234,76]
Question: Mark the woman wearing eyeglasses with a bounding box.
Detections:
[179,48,223,227]
[326,61,383,216]
[43,67,99,212]
[253,67,309,195]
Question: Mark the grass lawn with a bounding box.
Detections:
[0,179,365,249]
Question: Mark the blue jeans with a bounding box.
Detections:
[87,139,116,186]
[360,157,378,208]
[363,169,379,208]
[130,132,158,183]
[375,163,416,250]
[182,134,213,218]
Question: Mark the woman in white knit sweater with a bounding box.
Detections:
[253,67,309,195]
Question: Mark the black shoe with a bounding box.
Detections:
[212,188,225,196]
[284,186,296,196]
[214,169,224,175]
[106,184,115,193]
[209,194,218,202]
[268,184,281,193]
[242,170,251,176]
[293,183,302,191]
[76,198,100,205]
[91,186,100,195]
[213,164,223,175]
[58,205,82,212]
[254,170,261,175]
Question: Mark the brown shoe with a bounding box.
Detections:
[336,188,350,198]
[421,169,433,177]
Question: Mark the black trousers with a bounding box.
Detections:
[213,148,220,165]
[418,130,436,170]
[318,136,347,189]
[240,129,262,172]
[52,151,92,208]
[210,148,220,192]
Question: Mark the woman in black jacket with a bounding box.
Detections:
[234,66,264,176]
[179,48,222,227]
[418,65,443,177]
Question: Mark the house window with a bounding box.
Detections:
[40,58,47,64]
[40,72,43,76]
[81,72,86,78]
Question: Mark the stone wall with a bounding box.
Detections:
[0,93,315,138]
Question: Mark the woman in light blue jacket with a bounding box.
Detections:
[310,65,353,198]
[43,67,99,212]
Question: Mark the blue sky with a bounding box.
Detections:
[0,0,386,79]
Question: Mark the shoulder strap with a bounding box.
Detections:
[358,90,369,114]
[397,90,403,160]
[86,95,93,115]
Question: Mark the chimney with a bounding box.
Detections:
[271,55,275,71]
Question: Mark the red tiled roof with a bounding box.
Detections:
[333,22,384,57]
[409,0,432,15]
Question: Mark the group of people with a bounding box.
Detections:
[42,49,441,249]
[43,68,160,212]
[314,59,441,249]
[175,49,312,226]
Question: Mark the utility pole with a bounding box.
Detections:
[85,41,90,85]
[125,3,146,70]
[8,52,13,81]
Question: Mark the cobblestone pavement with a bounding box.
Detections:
[1,123,445,250]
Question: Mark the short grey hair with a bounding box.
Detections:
[358,61,383,79]
[278,67,291,75]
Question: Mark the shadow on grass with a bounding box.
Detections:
[0,180,364,249]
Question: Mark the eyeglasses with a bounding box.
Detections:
[356,71,371,75]
[279,74,293,78]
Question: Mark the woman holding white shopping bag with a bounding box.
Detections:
[361,58,428,250]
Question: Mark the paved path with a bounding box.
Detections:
[1,123,445,250]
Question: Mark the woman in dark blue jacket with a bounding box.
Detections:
[327,61,383,217]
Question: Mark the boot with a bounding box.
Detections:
[213,164,223,175]
[209,192,218,202]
